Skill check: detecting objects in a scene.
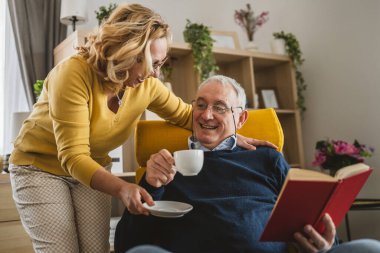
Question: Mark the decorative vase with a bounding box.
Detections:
[246,41,258,51]
[271,39,286,55]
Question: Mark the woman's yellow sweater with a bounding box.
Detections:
[10,55,192,186]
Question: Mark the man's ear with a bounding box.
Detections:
[236,110,248,130]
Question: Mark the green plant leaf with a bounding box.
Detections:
[95,3,118,26]
[33,80,44,99]
[273,31,307,118]
[183,20,219,81]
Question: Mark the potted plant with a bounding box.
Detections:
[95,3,118,26]
[183,19,218,81]
[312,139,374,176]
[273,31,307,117]
[234,4,269,51]
[33,79,44,100]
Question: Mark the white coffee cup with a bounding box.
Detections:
[174,150,204,176]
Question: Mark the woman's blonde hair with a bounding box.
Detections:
[78,4,171,94]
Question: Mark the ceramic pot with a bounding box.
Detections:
[271,39,286,55]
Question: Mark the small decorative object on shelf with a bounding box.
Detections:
[312,139,374,176]
[183,19,219,81]
[234,3,269,51]
[271,39,286,55]
[95,3,118,26]
[273,31,307,118]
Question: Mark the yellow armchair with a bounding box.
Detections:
[133,108,298,252]
[134,108,284,183]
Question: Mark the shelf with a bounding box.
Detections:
[251,52,290,69]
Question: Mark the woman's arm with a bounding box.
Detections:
[91,168,154,215]
[49,57,153,215]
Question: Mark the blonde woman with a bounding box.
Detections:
[9,3,273,252]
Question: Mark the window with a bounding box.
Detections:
[0,1,29,155]
[0,0,6,155]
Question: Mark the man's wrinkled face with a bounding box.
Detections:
[192,81,245,150]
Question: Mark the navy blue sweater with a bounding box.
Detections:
[115,147,290,253]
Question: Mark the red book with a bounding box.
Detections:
[260,163,372,242]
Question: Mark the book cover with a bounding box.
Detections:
[259,163,372,242]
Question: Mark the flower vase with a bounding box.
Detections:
[246,41,258,51]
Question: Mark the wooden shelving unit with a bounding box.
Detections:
[167,42,304,168]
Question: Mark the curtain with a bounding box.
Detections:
[7,0,67,107]
[1,5,28,155]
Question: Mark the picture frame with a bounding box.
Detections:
[260,89,279,109]
[211,31,240,50]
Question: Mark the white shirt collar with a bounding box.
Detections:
[188,135,237,151]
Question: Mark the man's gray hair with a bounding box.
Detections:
[199,75,247,109]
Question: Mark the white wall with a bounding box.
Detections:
[80,0,380,240]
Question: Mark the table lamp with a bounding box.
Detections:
[11,112,30,143]
[60,0,87,31]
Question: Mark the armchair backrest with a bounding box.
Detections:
[134,108,284,182]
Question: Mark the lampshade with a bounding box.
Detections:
[60,0,87,31]
[11,112,30,143]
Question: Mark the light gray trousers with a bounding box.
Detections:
[10,165,112,253]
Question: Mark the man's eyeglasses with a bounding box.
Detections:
[192,100,243,115]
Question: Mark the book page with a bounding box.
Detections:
[288,168,335,181]
[335,163,370,179]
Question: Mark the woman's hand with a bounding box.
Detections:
[118,182,154,216]
[146,149,176,187]
[90,168,154,216]
[293,213,336,253]
[236,133,278,150]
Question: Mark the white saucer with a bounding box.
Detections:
[143,201,193,218]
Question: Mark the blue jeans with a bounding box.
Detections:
[324,239,380,253]
[127,240,380,253]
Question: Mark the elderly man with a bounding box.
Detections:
[116,75,380,253]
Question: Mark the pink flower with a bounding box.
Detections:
[333,141,359,155]
[313,139,374,171]
[234,4,269,41]
[312,151,327,166]
[256,12,269,27]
